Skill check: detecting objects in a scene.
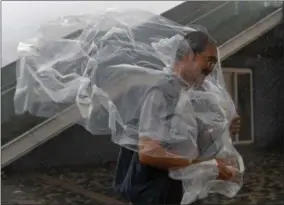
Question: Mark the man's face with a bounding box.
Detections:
[181,43,218,86]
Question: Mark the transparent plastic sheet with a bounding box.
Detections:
[171,80,244,203]
[14,9,244,204]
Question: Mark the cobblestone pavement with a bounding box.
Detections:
[2,148,283,205]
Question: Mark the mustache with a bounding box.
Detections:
[201,67,212,76]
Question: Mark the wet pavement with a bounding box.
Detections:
[2,147,284,205]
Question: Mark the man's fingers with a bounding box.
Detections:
[231,120,241,126]
[218,168,233,180]
[231,132,238,136]
[233,116,241,120]
[231,126,240,131]
[222,166,235,178]
[231,124,241,129]
[230,127,240,135]
[230,116,241,136]
[232,119,241,123]
[231,117,241,125]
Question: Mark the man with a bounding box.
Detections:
[113,30,241,205]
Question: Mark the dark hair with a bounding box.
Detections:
[175,30,216,61]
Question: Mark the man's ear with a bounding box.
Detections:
[179,53,195,66]
[189,53,197,61]
[182,53,193,62]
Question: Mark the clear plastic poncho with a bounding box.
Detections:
[14,9,244,204]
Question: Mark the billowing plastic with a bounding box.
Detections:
[14,9,244,204]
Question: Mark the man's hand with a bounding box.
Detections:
[216,159,236,181]
[229,116,241,137]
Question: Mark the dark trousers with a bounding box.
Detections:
[161,179,203,205]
